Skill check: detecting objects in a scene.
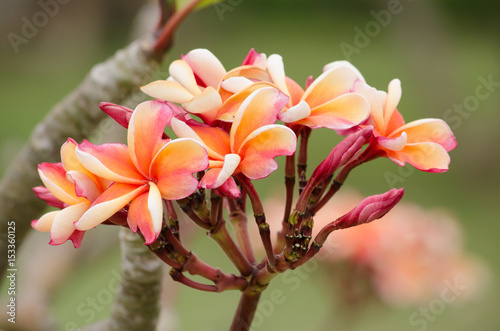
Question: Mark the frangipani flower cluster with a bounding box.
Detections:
[32,48,457,330]
[260,189,489,306]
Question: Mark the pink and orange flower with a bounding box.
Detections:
[73,100,209,244]
[32,138,109,248]
[32,48,458,251]
[356,79,457,172]
[141,48,370,131]
[171,87,296,196]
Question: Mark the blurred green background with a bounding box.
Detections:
[1,0,499,330]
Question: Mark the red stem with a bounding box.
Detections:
[153,0,205,54]
[235,174,276,267]
[209,220,254,277]
[228,199,256,264]
[230,291,262,331]
[275,154,296,254]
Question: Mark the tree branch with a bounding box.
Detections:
[80,228,163,331]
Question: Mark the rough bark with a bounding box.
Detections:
[80,229,163,331]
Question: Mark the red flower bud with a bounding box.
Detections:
[314,188,404,246]
[310,126,373,185]
[99,102,133,128]
[336,188,404,229]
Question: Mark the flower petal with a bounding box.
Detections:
[61,138,94,178]
[216,177,241,198]
[50,202,91,246]
[32,211,58,232]
[181,86,222,115]
[385,108,405,135]
[323,61,365,82]
[267,54,290,97]
[384,79,402,126]
[278,100,311,123]
[217,82,276,122]
[169,60,201,96]
[223,66,272,83]
[377,132,407,152]
[147,182,163,235]
[128,192,151,242]
[75,183,148,231]
[302,66,362,109]
[354,81,386,132]
[67,231,85,249]
[386,142,451,173]
[66,170,102,201]
[285,76,305,106]
[76,140,145,184]
[151,138,209,200]
[140,80,194,103]
[128,184,163,244]
[220,77,254,94]
[38,162,83,205]
[230,87,289,152]
[200,154,241,189]
[241,48,267,68]
[296,93,370,130]
[389,119,457,151]
[238,124,297,179]
[33,186,65,209]
[182,49,226,88]
[128,100,172,177]
[171,117,229,160]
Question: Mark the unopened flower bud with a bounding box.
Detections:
[310,126,373,185]
[99,102,133,128]
[314,188,404,246]
[336,188,404,229]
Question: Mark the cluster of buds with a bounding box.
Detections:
[31,48,456,328]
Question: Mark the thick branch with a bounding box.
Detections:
[80,228,163,331]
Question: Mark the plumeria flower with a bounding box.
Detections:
[32,138,108,248]
[141,49,226,125]
[74,101,209,244]
[356,79,457,172]
[220,50,371,131]
[171,87,296,196]
[142,48,370,131]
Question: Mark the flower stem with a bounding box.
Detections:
[153,0,205,54]
[209,220,254,277]
[229,199,256,264]
[235,174,276,268]
[275,153,296,254]
[297,127,312,194]
[230,291,262,331]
